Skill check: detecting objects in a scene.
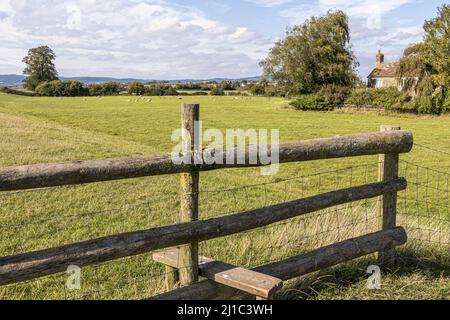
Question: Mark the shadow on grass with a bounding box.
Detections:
[275,246,449,300]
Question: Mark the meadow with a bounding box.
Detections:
[0,93,448,300]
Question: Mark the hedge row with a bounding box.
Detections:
[35,80,122,96]
[345,87,450,114]
[290,85,349,111]
[291,86,450,115]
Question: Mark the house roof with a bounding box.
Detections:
[368,62,399,78]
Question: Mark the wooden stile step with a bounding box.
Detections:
[153,248,283,299]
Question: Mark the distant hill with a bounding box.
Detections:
[60,77,152,85]
[0,75,26,87]
[168,76,260,83]
[0,74,260,87]
[0,75,151,87]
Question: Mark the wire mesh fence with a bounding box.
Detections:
[0,152,448,300]
[198,163,382,270]
[398,160,450,248]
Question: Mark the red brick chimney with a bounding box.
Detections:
[376,49,384,69]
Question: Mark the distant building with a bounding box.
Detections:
[367,50,400,89]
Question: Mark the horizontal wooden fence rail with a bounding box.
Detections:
[0,130,413,192]
[0,178,406,286]
[150,227,407,300]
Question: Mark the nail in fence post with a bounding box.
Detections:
[378,125,400,265]
[178,103,200,285]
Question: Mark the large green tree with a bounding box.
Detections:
[423,4,449,90]
[396,43,430,92]
[260,10,359,95]
[397,4,449,113]
[22,46,58,90]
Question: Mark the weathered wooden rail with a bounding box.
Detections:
[0,103,413,300]
[0,131,412,192]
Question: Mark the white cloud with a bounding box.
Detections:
[278,4,317,24]
[245,0,292,8]
[0,0,271,78]
[322,0,413,29]
[280,0,414,29]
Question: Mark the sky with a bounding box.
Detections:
[0,0,445,80]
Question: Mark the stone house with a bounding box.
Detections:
[367,50,401,89]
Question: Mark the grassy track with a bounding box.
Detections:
[0,93,448,300]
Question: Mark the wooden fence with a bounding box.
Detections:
[0,103,413,300]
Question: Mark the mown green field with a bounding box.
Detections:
[0,93,448,300]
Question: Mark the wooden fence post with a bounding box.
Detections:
[378,125,400,265]
[178,103,200,286]
[164,266,179,291]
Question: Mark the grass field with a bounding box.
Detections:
[0,93,448,300]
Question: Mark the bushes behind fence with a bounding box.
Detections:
[34,80,123,96]
[144,84,179,96]
[291,85,349,111]
[345,88,409,110]
[290,94,334,111]
[291,86,449,115]
[87,82,122,96]
[35,80,87,96]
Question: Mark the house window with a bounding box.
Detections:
[401,78,407,89]
[375,79,383,88]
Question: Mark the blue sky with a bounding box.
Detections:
[0,0,445,79]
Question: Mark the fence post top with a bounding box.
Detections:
[182,103,200,108]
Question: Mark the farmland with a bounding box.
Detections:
[0,93,449,300]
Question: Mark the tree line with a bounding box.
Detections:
[34,80,122,96]
[32,79,251,97]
